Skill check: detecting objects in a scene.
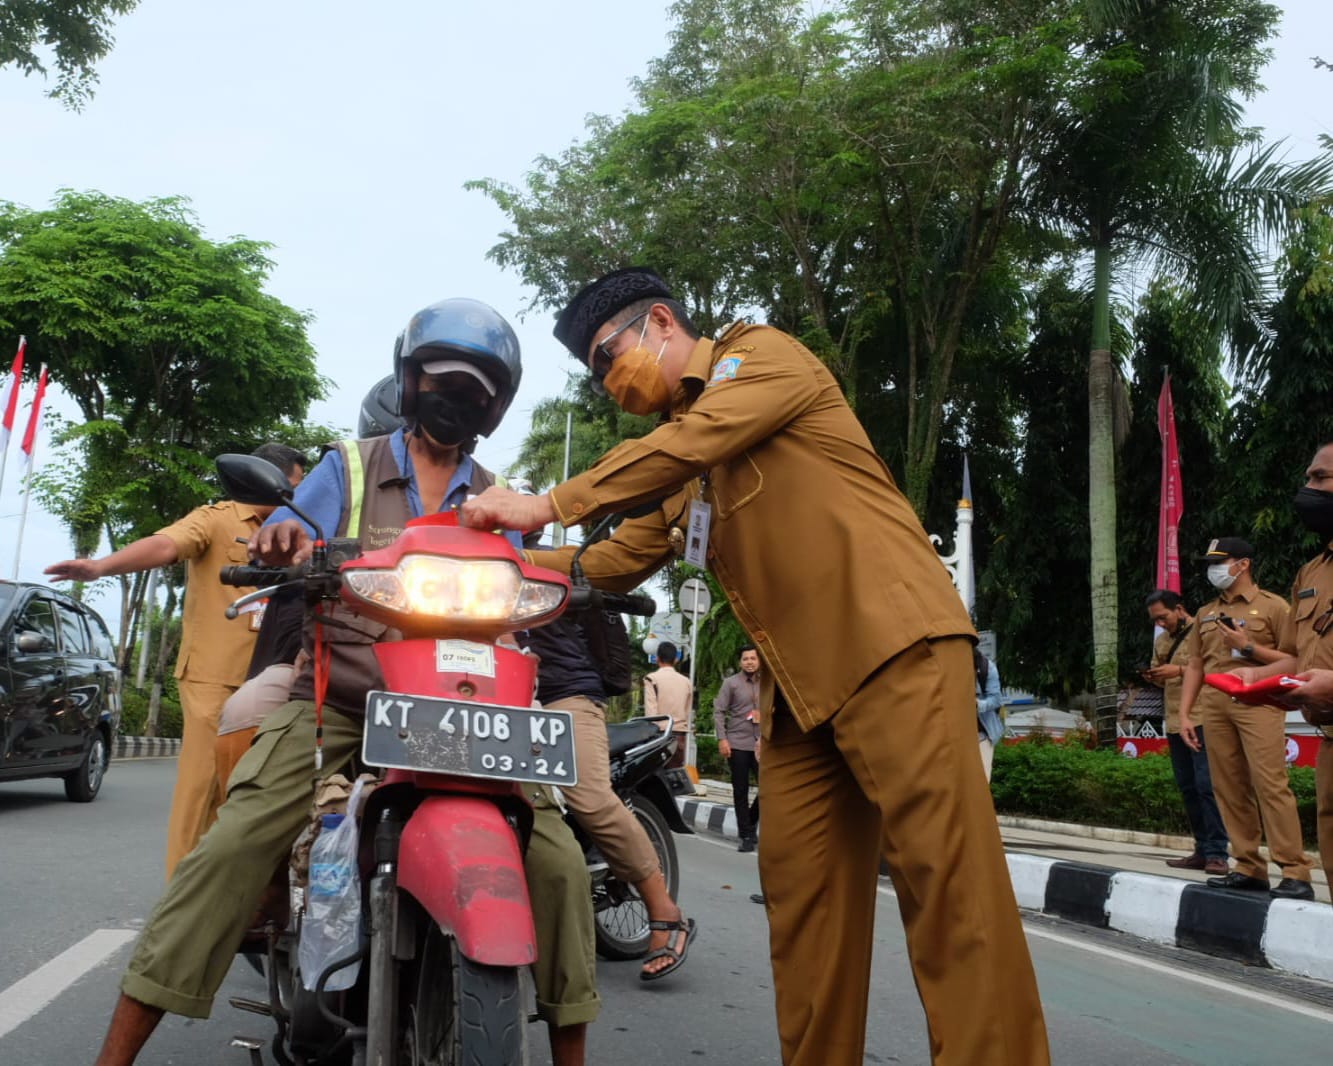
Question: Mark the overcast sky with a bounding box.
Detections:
[0,0,1328,625]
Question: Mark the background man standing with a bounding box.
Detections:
[46,442,305,879]
[1178,537,1312,900]
[714,645,762,852]
[643,640,693,768]
[1143,589,1228,874]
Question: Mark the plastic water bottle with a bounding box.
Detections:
[298,813,362,990]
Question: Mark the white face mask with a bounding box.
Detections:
[1207,562,1237,590]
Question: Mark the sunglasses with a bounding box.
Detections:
[589,311,651,383]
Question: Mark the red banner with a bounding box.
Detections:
[19,363,47,468]
[1156,374,1183,593]
[1118,734,1322,768]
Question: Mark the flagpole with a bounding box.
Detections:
[11,454,34,580]
[12,362,48,580]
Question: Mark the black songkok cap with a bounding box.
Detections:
[553,267,673,362]
[1199,537,1256,561]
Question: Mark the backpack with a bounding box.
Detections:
[583,608,633,697]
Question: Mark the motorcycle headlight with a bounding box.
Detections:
[343,555,567,624]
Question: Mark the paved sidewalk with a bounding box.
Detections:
[681,778,1333,984]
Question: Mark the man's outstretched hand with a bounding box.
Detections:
[249,519,314,566]
[460,486,556,532]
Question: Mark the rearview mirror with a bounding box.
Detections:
[16,631,54,654]
[216,453,294,507]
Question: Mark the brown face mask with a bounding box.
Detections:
[602,336,672,415]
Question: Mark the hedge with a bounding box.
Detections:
[119,689,184,739]
[991,736,1318,849]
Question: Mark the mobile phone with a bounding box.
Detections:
[1219,616,1237,630]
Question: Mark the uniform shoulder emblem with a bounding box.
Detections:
[707,354,745,388]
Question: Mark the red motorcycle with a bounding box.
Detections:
[214,453,655,1066]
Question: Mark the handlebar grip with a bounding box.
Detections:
[219,564,300,587]
[566,587,657,617]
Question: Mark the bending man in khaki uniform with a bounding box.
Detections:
[46,443,305,879]
[1178,536,1313,900]
[462,267,1048,1066]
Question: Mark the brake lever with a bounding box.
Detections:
[224,581,302,620]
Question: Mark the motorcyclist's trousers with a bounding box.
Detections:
[758,636,1049,1066]
[121,700,600,1029]
[547,694,662,885]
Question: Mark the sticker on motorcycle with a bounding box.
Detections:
[435,639,496,677]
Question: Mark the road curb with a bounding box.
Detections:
[113,735,182,759]
[677,797,1333,984]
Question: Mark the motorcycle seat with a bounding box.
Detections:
[605,718,665,759]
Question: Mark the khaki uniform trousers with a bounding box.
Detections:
[546,695,661,885]
[165,678,238,880]
[122,701,600,1029]
[1200,702,1311,881]
[1318,739,1333,889]
[759,637,1048,1066]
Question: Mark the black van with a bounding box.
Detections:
[0,581,122,801]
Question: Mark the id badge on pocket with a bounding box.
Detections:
[684,500,711,569]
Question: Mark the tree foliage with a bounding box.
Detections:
[0,0,139,108]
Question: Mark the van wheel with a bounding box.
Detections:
[65,732,108,802]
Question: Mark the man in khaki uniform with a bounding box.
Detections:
[461,268,1048,1066]
[643,640,693,767]
[1233,442,1333,897]
[1178,537,1313,899]
[46,443,305,879]
[1143,590,1229,873]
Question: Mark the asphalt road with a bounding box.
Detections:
[2,759,1331,1065]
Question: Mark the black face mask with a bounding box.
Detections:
[415,391,486,448]
[1293,487,1333,540]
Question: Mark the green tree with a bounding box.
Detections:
[0,1,139,108]
[1025,0,1333,741]
[474,0,1080,514]
[0,189,326,663]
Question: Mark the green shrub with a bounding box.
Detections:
[992,740,1318,849]
[119,688,184,739]
[694,734,727,778]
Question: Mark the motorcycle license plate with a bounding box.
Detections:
[361,690,577,787]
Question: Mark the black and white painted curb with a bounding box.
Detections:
[679,798,1333,984]
[113,735,182,759]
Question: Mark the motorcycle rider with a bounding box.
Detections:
[93,301,599,1066]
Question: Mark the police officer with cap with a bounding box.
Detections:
[1178,536,1312,899]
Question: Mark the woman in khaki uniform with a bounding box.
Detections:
[463,268,1048,1066]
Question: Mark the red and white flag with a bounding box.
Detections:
[0,336,24,454]
[19,363,48,472]
[1156,373,1184,593]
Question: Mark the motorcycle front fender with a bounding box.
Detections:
[635,773,694,834]
[398,795,537,967]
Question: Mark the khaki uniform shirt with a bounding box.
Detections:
[1278,548,1333,738]
[534,322,974,734]
[156,501,263,686]
[643,666,693,735]
[1187,585,1290,715]
[1151,620,1193,734]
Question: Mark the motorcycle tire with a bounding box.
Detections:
[402,922,526,1066]
[593,799,679,961]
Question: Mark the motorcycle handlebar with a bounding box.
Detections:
[219,564,304,587]
[567,586,658,617]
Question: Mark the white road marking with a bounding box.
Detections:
[687,835,1333,1024]
[0,929,137,1039]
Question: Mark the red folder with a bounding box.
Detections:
[1204,673,1305,708]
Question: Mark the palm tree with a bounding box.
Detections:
[1027,0,1333,741]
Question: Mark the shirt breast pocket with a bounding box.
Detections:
[712,451,763,520]
[1293,599,1317,627]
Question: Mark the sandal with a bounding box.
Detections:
[640,916,697,982]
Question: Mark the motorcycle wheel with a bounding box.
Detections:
[593,799,679,961]
[402,922,526,1066]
